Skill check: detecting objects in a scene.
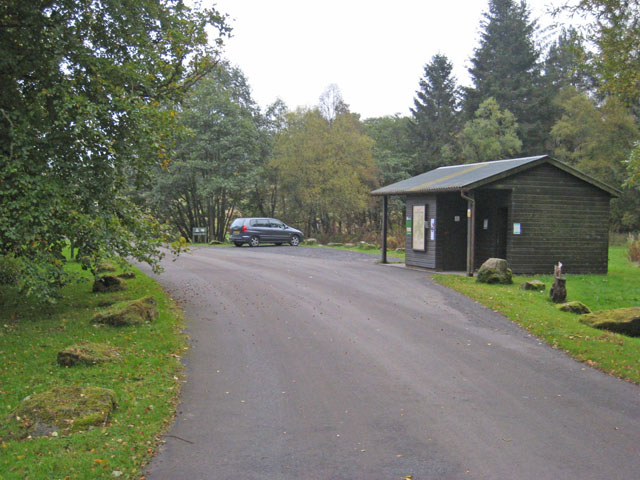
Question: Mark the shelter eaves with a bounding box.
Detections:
[370,155,620,197]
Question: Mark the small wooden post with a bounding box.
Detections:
[381,195,388,264]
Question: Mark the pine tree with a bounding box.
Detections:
[409,54,461,173]
[465,0,548,153]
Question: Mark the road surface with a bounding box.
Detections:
[141,246,640,480]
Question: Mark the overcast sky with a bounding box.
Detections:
[213,0,571,119]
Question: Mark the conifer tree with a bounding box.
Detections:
[465,0,548,153]
[409,54,461,173]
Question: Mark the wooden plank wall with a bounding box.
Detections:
[490,163,611,274]
[405,195,437,269]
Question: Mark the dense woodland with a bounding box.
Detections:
[145,0,640,244]
[2,0,640,300]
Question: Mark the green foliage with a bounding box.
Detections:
[465,0,549,152]
[0,0,230,300]
[363,115,414,185]
[550,87,640,230]
[409,54,461,173]
[544,27,594,93]
[627,143,640,187]
[433,247,640,383]
[0,254,22,285]
[0,258,186,478]
[459,97,522,163]
[147,63,266,241]
[558,0,640,107]
[273,105,377,235]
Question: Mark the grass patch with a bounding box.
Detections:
[432,246,640,383]
[0,258,186,479]
[306,242,406,259]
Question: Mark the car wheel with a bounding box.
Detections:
[289,235,300,246]
[233,242,243,247]
[249,236,260,247]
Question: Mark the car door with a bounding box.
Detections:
[269,219,287,242]
[249,218,270,241]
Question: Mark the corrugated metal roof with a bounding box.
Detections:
[370,155,620,196]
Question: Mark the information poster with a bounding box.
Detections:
[412,205,426,251]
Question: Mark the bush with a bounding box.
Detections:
[0,254,22,285]
[628,234,640,263]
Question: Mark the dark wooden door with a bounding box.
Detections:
[495,207,508,259]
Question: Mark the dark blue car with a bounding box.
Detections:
[229,218,304,247]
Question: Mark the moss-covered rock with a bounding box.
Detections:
[57,342,121,367]
[92,296,158,327]
[477,258,513,284]
[92,275,125,293]
[0,386,117,440]
[579,307,640,337]
[96,261,117,273]
[519,280,545,291]
[117,272,136,279]
[557,301,591,314]
[303,238,318,245]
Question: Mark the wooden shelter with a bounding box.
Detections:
[371,156,619,275]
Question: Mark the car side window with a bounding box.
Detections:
[270,220,284,228]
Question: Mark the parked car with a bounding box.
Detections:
[229,218,304,247]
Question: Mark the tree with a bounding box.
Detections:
[147,64,266,242]
[318,84,350,123]
[364,115,414,186]
[273,108,376,236]
[544,27,594,93]
[465,0,548,152]
[550,87,640,230]
[555,0,640,185]
[409,54,461,173]
[0,0,229,299]
[459,97,522,163]
[557,0,640,107]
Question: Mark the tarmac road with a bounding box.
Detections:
[141,246,640,480]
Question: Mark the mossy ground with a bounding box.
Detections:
[433,247,640,383]
[0,257,186,479]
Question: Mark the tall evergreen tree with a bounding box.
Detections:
[409,54,461,173]
[544,27,594,93]
[465,0,549,153]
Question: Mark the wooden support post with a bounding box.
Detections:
[382,195,388,264]
[461,191,475,276]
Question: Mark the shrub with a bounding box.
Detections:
[0,254,22,285]
[628,234,640,263]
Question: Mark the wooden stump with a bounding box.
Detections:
[549,261,566,303]
[550,276,567,303]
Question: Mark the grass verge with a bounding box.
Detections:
[432,246,640,384]
[0,259,186,479]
